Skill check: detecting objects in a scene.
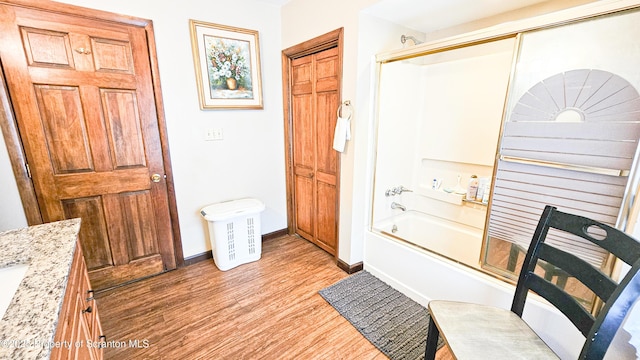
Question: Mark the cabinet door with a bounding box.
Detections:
[0,5,176,290]
[51,285,81,360]
[73,290,98,360]
[79,267,102,347]
[91,308,104,360]
[51,243,82,360]
[51,242,103,360]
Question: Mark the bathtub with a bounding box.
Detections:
[373,210,483,269]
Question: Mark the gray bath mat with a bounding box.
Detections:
[319,270,443,360]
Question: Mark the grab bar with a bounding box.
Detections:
[499,155,630,177]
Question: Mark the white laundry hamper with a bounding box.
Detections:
[200,198,265,271]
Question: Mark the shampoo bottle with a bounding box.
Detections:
[482,183,490,203]
[476,177,488,201]
[466,175,478,200]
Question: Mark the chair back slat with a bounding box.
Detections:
[511,205,554,316]
[526,274,595,336]
[539,244,617,300]
[548,212,640,266]
[511,205,640,358]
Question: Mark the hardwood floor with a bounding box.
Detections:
[95,235,452,359]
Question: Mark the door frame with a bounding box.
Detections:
[0,0,184,267]
[281,28,344,252]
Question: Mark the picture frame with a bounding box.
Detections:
[189,20,263,110]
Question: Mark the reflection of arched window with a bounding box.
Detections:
[509,69,640,122]
[511,69,640,124]
[485,69,640,302]
[500,69,640,178]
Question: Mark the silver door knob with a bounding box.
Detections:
[151,173,162,183]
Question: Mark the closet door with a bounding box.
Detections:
[290,47,339,255]
[0,4,176,289]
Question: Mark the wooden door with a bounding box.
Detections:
[0,5,176,289]
[290,47,340,255]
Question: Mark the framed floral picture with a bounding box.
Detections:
[189,20,263,109]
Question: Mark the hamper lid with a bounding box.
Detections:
[200,198,265,221]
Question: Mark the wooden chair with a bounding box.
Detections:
[425,205,640,359]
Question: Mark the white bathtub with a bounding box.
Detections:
[373,210,483,269]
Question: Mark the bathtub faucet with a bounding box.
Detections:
[385,185,413,196]
[391,202,406,211]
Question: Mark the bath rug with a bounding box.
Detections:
[319,270,443,360]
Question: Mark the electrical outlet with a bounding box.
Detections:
[205,128,224,141]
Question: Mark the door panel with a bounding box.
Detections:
[315,48,339,92]
[292,94,314,170]
[291,55,315,241]
[290,47,340,255]
[295,176,314,239]
[20,27,75,68]
[1,5,176,289]
[316,92,338,175]
[316,181,336,250]
[33,85,93,173]
[62,197,112,269]
[91,38,134,73]
[118,190,158,259]
[101,89,146,168]
[315,90,338,253]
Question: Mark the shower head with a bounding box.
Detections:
[400,34,423,45]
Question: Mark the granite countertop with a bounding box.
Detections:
[0,219,81,360]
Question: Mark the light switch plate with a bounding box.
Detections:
[205,128,224,141]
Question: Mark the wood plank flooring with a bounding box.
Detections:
[95,235,452,359]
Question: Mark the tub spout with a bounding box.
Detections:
[391,202,406,211]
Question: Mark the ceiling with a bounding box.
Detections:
[254,0,290,5]
[253,0,551,33]
[365,0,554,33]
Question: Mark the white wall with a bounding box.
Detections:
[371,60,422,224]
[1,0,287,258]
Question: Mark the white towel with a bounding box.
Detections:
[332,116,351,152]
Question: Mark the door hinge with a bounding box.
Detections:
[25,163,32,178]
